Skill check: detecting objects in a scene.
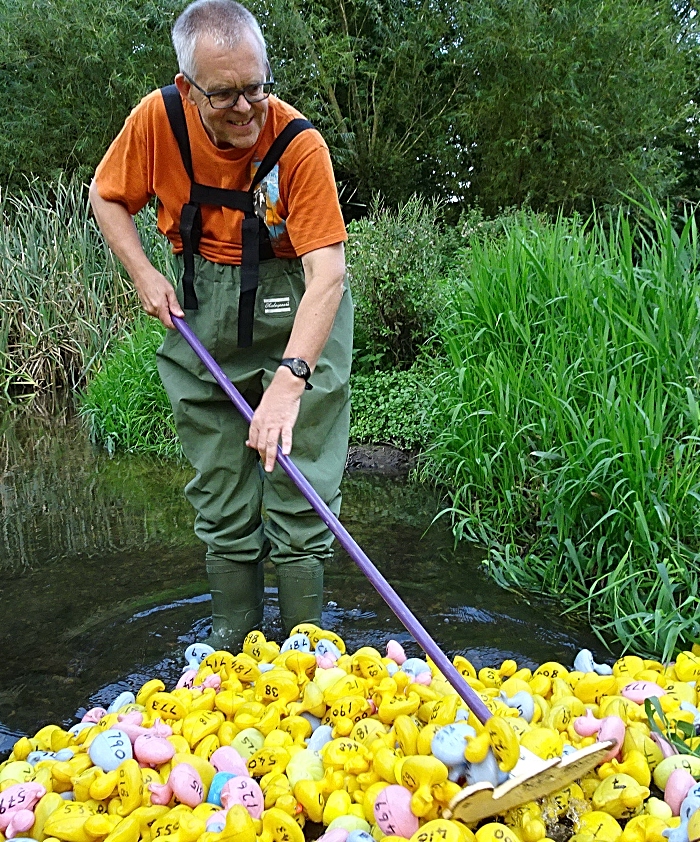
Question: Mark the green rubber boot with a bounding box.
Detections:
[276,559,324,636]
[205,555,264,652]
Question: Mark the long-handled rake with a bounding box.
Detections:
[172,314,613,823]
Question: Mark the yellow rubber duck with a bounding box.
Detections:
[592,773,650,820]
[504,802,547,842]
[258,807,305,842]
[411,819,475,842]
[571,811,623,842]
[619,814,670,842]
[598,749,651,788]
[398,755,449,818]
[475,822,524,842]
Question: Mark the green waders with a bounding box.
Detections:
[156,255,352,650]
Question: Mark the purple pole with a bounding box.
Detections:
[172,314,492,724]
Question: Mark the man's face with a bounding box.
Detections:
[177,33,269,150]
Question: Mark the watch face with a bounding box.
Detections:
[290,358,310,378]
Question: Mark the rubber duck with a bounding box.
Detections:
[322,739,371,776]
[654,757,700,791]
[687,807,700,842]
[663,782,700,842]
[499,690,536,722]
[398,755,449,817]
[410,818,474,842]
[592,773,650,820]
[674,653,700,683]
[371,783,419,837]
[504,801,547,842]
[246,746,291,778]
[134,732,176,767]
[664,769,696,816]
[618,814,670,842]
[475,822,525,842]
[575,650,614,675]
[258,807,305,842]
[622,682,667,705]
[572,811,624,842]
[88,729,133,772]
[0,781,46,837]
[323,789,364,825]
[323,696,372,737]
[386,641,407,665]
[149,807,207,842]
[431,722,475,781]
[220,775,264,819]
[149,761,204,808]
[520,726,563,759]
[599,749,652,789]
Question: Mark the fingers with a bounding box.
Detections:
[247,425,292,472]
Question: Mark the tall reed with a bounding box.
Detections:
[424,199,700,658]
[0,178,143,405]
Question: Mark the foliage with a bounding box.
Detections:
[254,0,698,214]
[81,317,431,454]
[347,196,452,371]
[2,0,697,215]
[422,198,700,660]
[0,0,177,187]
[451,0,698,215]
[79,316,181,459]
[349,367,433,450]
[0,177,140,406]
[645,696,700,758]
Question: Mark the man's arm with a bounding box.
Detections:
[89,180,184,330]
[246,242,346,472]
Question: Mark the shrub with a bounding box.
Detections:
[347,196,452,372]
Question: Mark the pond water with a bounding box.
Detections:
[0,413,614,756]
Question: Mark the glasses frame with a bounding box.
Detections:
[183,71,275,110]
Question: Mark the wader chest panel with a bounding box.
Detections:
[161,84,312,347]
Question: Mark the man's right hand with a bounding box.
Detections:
[89,181,184,330]
[133,266,184,330]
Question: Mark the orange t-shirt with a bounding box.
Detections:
[94,90,347,264]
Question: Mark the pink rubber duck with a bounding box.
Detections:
[149,763,204,808]
[373,784,419,838]
[210,746,249,776]
[220,776,264,819]
[0,782,46,838]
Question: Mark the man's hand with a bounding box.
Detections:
[89,180,183,329]
[246,366,306,472]
[133,265,184,330]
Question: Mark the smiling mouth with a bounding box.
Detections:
[228,116,254,127]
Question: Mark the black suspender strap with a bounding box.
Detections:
[162,85,200,310]
[161,85,314,345]
[237,118,314,347]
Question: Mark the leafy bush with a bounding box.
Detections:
[347,196,452,372]
[349,367,433,450]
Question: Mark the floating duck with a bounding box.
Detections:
[592,773,650,820]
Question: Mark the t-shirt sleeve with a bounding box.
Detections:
[93,98,156,216]
[284,134,347,256]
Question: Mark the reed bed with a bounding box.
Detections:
[423,199,700,658]
[0,178,144,405]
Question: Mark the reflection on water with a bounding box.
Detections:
[0,414,614,754]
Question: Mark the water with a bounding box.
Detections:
[0,413,614,755]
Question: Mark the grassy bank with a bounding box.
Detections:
[0,178,140,404]
[423,201,700,658]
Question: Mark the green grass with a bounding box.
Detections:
[422,197,700,659]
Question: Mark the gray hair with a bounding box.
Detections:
[172,0,268,78]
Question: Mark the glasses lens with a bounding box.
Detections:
[208,82,274,109]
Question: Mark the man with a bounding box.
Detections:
[89,0,352,650]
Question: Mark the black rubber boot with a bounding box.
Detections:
[276,559,324,636]
[205,555,264,653]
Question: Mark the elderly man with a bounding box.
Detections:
[89,0,352,650]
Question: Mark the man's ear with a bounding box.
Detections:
[175,73,194,103]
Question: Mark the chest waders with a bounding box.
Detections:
[160,87,330,648]
[161,85,313,348]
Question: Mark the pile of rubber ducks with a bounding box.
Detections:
[2,624,700,842]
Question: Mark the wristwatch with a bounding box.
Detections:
[279,357,313,390]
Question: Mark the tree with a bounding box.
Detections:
[0,0,177,187]
[450,0,698,214]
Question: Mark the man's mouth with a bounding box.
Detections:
[228,116,253,127]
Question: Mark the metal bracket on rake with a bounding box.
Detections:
[445,740,616,824]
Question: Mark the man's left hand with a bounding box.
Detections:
[246,367,307,471]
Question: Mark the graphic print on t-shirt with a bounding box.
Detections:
[253,163,286,245]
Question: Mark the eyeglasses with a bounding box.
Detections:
[183,72,274,109]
